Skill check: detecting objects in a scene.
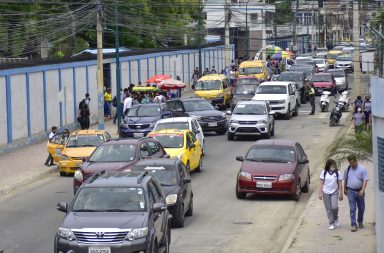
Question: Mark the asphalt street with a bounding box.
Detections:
[0,76,358,253]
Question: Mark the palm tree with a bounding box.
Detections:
[325,131,373,165]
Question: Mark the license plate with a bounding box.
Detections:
[256,181,272,188]
[88,246,111,253]
[208,122,217,127]
[133,133,144,138]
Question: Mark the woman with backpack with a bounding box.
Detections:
[319,159,344,230]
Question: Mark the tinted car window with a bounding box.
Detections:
[236,78,260,85]
[140,143,150,158]
[257,85,287,94]
[155,122,189,131]
[234,104,266,115]
[183,100,214,112]
[234,85,257,95]
[89,144,136,162]
[312,75,332,82]
[239,67,263,75]
[134,165,179,186]
[278,73,302,82]
[246,146,296,163]
[195,80,221,90]
[152,134,184,148]
[147,141,161,155]
[128,105,161,117]
[66,135,104,147]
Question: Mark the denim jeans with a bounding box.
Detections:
[347,189,365,226]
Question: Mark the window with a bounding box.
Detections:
[295,143,305,161]
[147,141,160,155]
[191,120,199,133]
[148,181,162,203]
[304,13,312,25]
[105,132,112,140]
[186,133,193,147]
[140,143,150,158]
[189,132,197,143]
[250,13,258,22]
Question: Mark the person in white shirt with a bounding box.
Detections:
[45,126,58,166]
[319,159,344,230]
[123,94,133,114]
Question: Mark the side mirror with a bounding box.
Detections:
[82,157,87,162]
[188,143,196,149]
[226,110,232,115]
[183,177,191,184]
[299,158,309,164]
[57,202,68,213]
[152,202,167,213]
[236,156,244,162]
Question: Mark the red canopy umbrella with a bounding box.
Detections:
[146,74,171,83]
[158,79,186,90]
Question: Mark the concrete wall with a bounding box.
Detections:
[0,45,234,153]
[371,76,384,253]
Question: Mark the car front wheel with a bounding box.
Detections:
[292,180,302,201]
[172,203,185,228]
[236,183,246,199]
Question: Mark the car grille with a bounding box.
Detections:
[73,229,130,244]
[238,121,258,125]
[237,128,260,133]
[254,176,276,181]
[72,157,87,161]
[201,116,222,122]
[268,100,281,105]
[128,124,150,129]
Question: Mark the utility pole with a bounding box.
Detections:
[262,0,266,62]
[353,0,361,98]
[114,0,122,128]
[292,0,299,51]
[96,0,104,130]
[245,0,249,59]
[224,0,231,67]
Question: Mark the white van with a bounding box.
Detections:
[252,81,299,120]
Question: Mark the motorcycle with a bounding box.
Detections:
[319,91,331,112]
[329,102,343,126]
[338,90,350,111]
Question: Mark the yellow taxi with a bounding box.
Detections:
[194,74,232,109]
[54,130,111,176]
[147,129,203,173]
[238,60,267,81]
[326,50,343,68]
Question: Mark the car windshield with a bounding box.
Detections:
[312,75,332,82]
[296,59,314,65]
[72,187,146,212]
[66,135,104,148]
[133,165,179,186]
[314,59,325,64]
[236,78,259,85]
[233,104,266,115]
[329,71,345,77]
[257,85,287,94]
[278,73,301,82]
[239,67,263,75]
[183,100,214,112]
[155,122,189,131]
[336,56,352,61]
[89,144,136,162]
[127,105,161,117]
[246,146,295,163]
[234,85,257,95]
[194,80,221,90]
[151,134,184,148]
[327,53,339,59]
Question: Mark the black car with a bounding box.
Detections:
[277,71,309,104]
[230,84,258,111]
[56,171,171,253]
[290,64,316,81]
[132,158,193,228]
[167,98,227,135]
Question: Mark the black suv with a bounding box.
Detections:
[132,158,193,228]
[277,71,310,104]
[167,97,227,135]
[56,171,171,253]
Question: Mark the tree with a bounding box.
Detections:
[274,0,294,25]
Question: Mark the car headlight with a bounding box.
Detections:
[260,119,268,124]
[221,112,226,118]
[74,170,84,182]
[278,173,294,181]
[125,227,148,241]
[239,171,252,181]
[149,122,156,128]
[166,194,178,205]
[57,227,75,241]
[60,154,70,161]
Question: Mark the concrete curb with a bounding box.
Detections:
[0,166,58,197]
[280,111,353,253]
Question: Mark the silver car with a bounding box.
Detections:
[227,100,275,140]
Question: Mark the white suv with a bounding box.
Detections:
[252,81,299,120]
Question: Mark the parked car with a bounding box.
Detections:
[235,139,310,201]
[167,98,228,135]
[54,130,112,176]
[56,171,171,253]
[314,58,329,72]
[328,69,348,90]
[311,73,337,95]
[148,129,203,173]
[227,100,275,140]
[335,55,354,73]
[277,71,309,104]
[132,158,193,227]
[230,84,258,111]
[73,138,168,193]
[119,103,171,138]
[154,117,205,155]
[252,81,299,120]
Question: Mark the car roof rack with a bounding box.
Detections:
[137,171,149,184]
[88,170,105,184]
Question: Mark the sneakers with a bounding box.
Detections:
[358,223,364,228]
[329,224,335,230]
[335,220,340,227]
[351,225,358,232]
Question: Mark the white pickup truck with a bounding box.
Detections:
[252,81,299,120]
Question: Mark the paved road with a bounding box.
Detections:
[0,77,357,253]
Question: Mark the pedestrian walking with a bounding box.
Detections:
[319,159,343,230]
[307,83,315,115]
[353,95,364,110]
[78,93,90,112]
[104,88,112,119]
[45,126,57,166]
[123,93,133,115]
[363,95,371,131]
[113,89,125,124]
[352,106,365,134]
[203,68,210,76]
[211,66,217,74]
[79,103,90,130]
[191,69,200,89]
[344,155,369,232]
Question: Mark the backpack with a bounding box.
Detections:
[344,165,352,192]
[112,96,117,107]
[323,169,340,189]
[78,99,86,111]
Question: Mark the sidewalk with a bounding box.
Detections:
[282,161,376,253]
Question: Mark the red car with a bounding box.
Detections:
[311,73,337,95]
[236,75,261,86]
[73,138,168,193]
[235,139,310,201]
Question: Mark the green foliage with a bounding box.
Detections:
[274,0,293,25]
[325,131,373,165]
[371,7,384,29]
